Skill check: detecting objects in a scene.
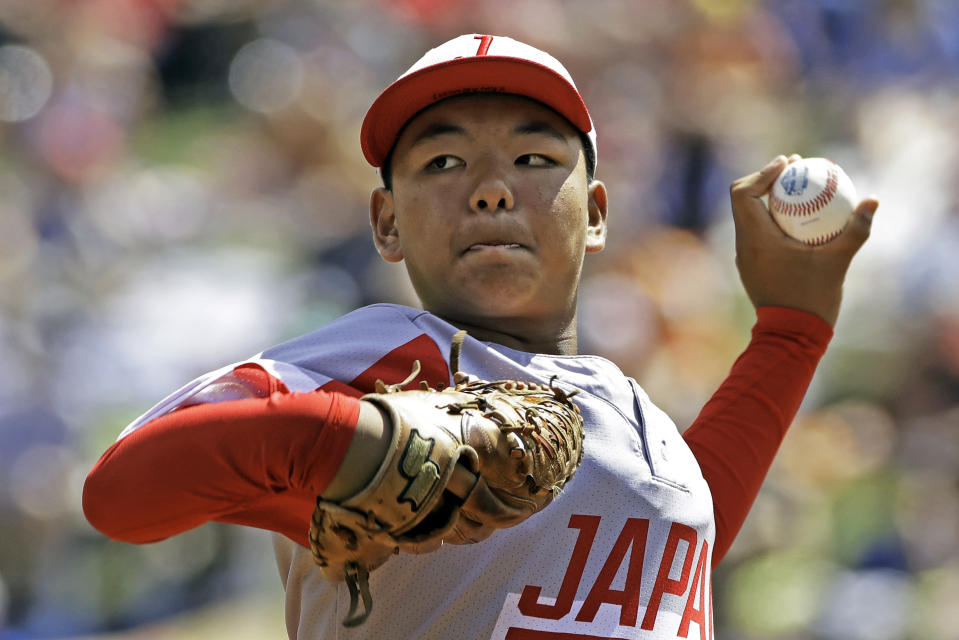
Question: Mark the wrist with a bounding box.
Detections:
[321,400,393,501]
[755,306,834,347]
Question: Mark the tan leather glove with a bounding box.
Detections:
[308,332,585,627]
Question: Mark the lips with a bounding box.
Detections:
[458,225,532,256]
[467,242,523,252]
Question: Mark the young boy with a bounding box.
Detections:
[84,34,877,639]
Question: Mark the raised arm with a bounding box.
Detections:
[684,155,878,565]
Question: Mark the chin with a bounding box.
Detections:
[415,268,570,321]
[427,292,533,323]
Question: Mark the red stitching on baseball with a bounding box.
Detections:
[803,225,844,246]
[771,163,839,217]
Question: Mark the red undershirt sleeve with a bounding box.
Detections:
[682,306,833,567]
[82,388,361,549]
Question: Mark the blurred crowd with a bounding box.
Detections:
[1,0,957,638]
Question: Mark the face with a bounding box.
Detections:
[370,94,607,330]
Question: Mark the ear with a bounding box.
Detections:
[585,179,608,253]
[370,187,404,263]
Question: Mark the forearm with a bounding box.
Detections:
[82,390,361,546]
[682,306,833,566]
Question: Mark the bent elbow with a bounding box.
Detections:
[82,465,130,541]
[82,457,165,544]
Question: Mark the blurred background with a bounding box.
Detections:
[1,0,957,638]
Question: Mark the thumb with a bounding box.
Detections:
[832,197,879,255]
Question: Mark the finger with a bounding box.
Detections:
[730,155,787,201]
[730,156,789,233]
[830,197,879,255]
[787,153,802,164]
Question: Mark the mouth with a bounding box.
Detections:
[466,242,524,253]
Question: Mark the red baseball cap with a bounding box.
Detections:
[360,34,597,169]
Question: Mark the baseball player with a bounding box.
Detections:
[83,34,878,639]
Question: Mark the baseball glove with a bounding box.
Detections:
[308,331,585,626]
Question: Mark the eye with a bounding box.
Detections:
[425,155,464,171]
[516,153,554,167]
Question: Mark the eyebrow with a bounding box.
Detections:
[512,121,569,144]
[407,120,571,150]
[408,123,469,149]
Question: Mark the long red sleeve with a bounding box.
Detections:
[82,387,360,549]
[682,306,833,567]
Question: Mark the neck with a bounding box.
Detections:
[431,311,580,356]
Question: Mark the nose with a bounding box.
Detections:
[469,176,515,213]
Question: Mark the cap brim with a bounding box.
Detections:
[360,56,592,167]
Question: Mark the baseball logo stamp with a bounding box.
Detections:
[779,164,809,196]
[768,157,858,246]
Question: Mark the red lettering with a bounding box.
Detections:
[506,630,628,640]
[576,518,649,626]
[519,514,600,619]
[677,540,709,639]
[473,34,493,56]
[506,629,626,640]
[640,523,697,630]
[709,582,714,639]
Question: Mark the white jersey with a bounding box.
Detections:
[124,304,716,639]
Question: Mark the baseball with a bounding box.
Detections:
[768,157,857,245]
